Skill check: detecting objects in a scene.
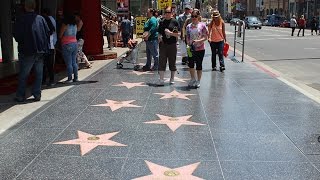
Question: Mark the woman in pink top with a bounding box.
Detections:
[208,10,226,72]
[186,9,208,88]
[59,13,78,83]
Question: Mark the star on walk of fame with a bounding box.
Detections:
[154,90,196,100]
[53,131,126,156]
[113,81,147,89]
[133,161,203,179]
[92,99,141,111]
[144,114,205,132]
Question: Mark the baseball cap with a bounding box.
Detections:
[185,5,192,10]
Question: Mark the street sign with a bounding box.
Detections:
[135,16,147,38]
[158,0,172,10]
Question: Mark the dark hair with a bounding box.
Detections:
[148,8,157,16]
[63,13,77,25]
[74,11,80,17]
[42,8,51,15]
[124,15,128,19]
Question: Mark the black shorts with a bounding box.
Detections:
[188,50,205,70]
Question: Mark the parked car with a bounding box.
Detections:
[265,14,286,26]
[262,19,268,26]
[244,16,262,29]
[230,18,241,26]
[280,20,290,28]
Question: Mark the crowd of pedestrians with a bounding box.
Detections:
[102,14,134,50]
[290,14,320,36]
[13,0,92,102]
[12,0,226,102]
[140,5,227,88]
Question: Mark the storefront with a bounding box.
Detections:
[0,0,103,63]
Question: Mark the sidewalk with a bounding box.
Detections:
[0,42,320,179]
[0,37,140,135]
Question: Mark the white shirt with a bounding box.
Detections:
[110,21,118,33]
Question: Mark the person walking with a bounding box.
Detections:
[208,10,227,72]
[178,5,192,65]
[59,13,78,83]
[186,9,208,88]
[142,8,159,71]
[311,16,318,35]
[121,15,131,47]
[290,15,297,36]
[41,8,57,87]
[156,7,180,86]
[13,0,50,102]
[297,15,306,37]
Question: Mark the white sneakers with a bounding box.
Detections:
[169,78,175,84]
[156,79,165,86]
[188,79,200,88]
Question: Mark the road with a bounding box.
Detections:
[225,25,320,96]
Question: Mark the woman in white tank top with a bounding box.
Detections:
[109,16,119,50]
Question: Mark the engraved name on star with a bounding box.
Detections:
[133,161,203,180]
[154,90,196,100]
[92,99,141,111]
[164,77,190,83]
[53,131,126,156]
[113,82,147,89]
[144,114,205,132]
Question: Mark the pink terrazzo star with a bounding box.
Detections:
[130,71,154,76]
[154,90,196,100]
[164,77,190,83]
[113,82,147,89]
[133,161,203,180]
[145,114,205,132]
[92,99,141,111]
[53,131,126,156]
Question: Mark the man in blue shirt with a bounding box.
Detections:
[13,0,50,102]
[121,15,132,47]
[142,8,159,71]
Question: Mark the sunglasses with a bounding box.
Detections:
[191,15,198,18]
[165,11,172,14]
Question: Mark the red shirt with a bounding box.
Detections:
[298,18,306,27]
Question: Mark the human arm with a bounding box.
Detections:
[77,20,83,32]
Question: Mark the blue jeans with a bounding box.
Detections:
[145,40,159,70]
[62,43,78,80]
[16,53,44,98]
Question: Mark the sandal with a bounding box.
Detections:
[85,64,92,68]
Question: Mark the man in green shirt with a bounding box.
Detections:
[142,8,159,71]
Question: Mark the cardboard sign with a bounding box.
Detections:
[158,0,172,10]
[135,17,147,38]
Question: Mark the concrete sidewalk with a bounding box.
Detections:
[0,38,138,135]
[0,42,320,179]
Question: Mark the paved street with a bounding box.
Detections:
[226,25,320,96]
[1,39,320,179]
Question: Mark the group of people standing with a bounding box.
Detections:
[142,5,227,88]
[13,0,90,102]
[103,14,133,50]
